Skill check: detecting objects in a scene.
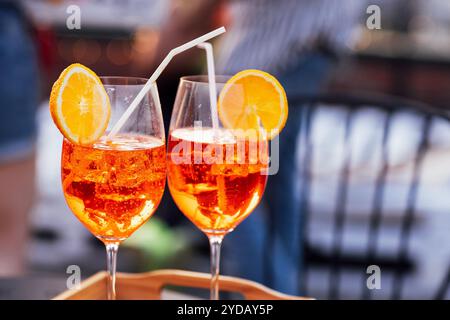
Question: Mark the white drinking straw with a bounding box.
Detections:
[150,82,161,128]
[197,42,219,131]
[108,26,226,138]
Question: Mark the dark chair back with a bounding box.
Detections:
[268,93,450,299]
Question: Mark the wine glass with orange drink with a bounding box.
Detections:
[167,71,288,300]
[50,64,166,300]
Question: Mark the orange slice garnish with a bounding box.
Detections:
[49,63,110,145]
[217,69,288,140]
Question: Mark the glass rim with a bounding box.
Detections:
[180,75,232,85]
[99,76,151,86]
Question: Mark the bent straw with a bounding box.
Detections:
[149,82,162,132]
[108,26,226,138]
[197,42,219,131]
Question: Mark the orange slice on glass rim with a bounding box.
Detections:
[217,69,288,140]
[49,63,110,145]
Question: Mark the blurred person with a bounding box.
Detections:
[150,0,363,294]
[0,1,39,275]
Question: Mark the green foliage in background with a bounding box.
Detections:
[123,218,189,270]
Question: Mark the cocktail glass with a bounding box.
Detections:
[61,77,166,300]
[167,76,268,300]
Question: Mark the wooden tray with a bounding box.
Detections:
[53,269,311,300]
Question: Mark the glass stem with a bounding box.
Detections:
[208,235,224,300]
[105,242,119,300]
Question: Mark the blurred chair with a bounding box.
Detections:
[435,266,450,300]
[264,93,450,299]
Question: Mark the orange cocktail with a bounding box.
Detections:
[62,134,165,241]
[166,70,287,300]
[50,64,166,300]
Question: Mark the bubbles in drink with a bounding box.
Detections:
[61,134,166,240]
[167,127,268,234]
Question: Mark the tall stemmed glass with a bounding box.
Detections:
[167,76,269,300]
[61,77,166,300]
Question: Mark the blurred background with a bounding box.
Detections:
[0,0,450,299]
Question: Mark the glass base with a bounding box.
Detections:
[202,228,233,237]
[97,235,126,244]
